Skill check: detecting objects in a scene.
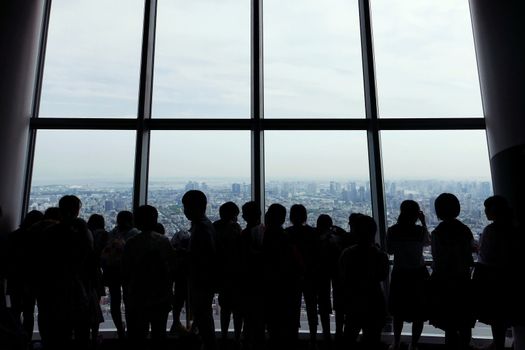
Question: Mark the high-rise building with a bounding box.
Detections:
[232,183,241,195]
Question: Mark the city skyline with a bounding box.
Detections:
[29,178,492,235]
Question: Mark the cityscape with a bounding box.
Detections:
[29,178,492,256]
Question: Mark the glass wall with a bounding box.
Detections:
[28,0,492,335]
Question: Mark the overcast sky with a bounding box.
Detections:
[32,0,491,184]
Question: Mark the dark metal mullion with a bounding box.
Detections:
[133,0,157,210]
[251,0,265,215]
[21,0,53,220]
[30,118,139,130]
[359,0,387,249]
[29,116,486,131]
[262,118,369,130]
[378,117,485,130]
[147,118,252,130]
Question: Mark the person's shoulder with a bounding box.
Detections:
[341,244,359,257]
[152,231,172,245]
[72,217,88,226]
[125,232,142,246]
[387,223,400,236]
[455,219,473,236]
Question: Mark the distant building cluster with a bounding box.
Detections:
[29,179,492,242]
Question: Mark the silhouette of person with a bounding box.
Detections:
[213,201,243,344]
[285,204,320,344]
[339,214,389,349]
[508,209,525,350]
[122,205,175,349]
[263,203,301,349]
[182,190,217,350]
[102,210,139,339]
[474,195,515,350]
[329,213,358,342]
[6,210,43,343]
[429,193,476,350]
[86,214,107,347]
[169,229,191,335]
[239,201,265,349]
[36,195,95,350]
[315,214,336,342]
[386,200,430,350]
[19,207,61,343]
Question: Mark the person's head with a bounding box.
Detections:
[242,201,261,226]
[434,193,460,221]
[317,214,333,232]
[182,190,207,221]
[154,222,166,235]
[87,214,105,232]
[134,205,158,232]
[353,214,377,246]
[398,200,420,225]
[44,207,61,221]
[265,203,286,228]
[58,195,82,220]
[21,210,44,229]
[290,204,307,226]
[484,195,512,222]
[348,213,364,233]
[219,201,240,222]
[116,210,134,229]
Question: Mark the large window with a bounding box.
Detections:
[28,0,491,255]
[27,0,491,334]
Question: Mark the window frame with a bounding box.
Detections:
[24,0,488,256]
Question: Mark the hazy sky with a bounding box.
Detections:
[32,0,491,184]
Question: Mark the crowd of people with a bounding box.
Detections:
[1,190,524,350]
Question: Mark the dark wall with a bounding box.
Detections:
[470,0,525,226]
[0,1,45,233]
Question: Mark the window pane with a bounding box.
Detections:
[372,0,482,118]
[264,0,365,118]
[29,130,135,224]
[153,1,250,118]
[148,131,251,234]
[40,0,143,118]
[265,131,371,228]
[381,130,493,260]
